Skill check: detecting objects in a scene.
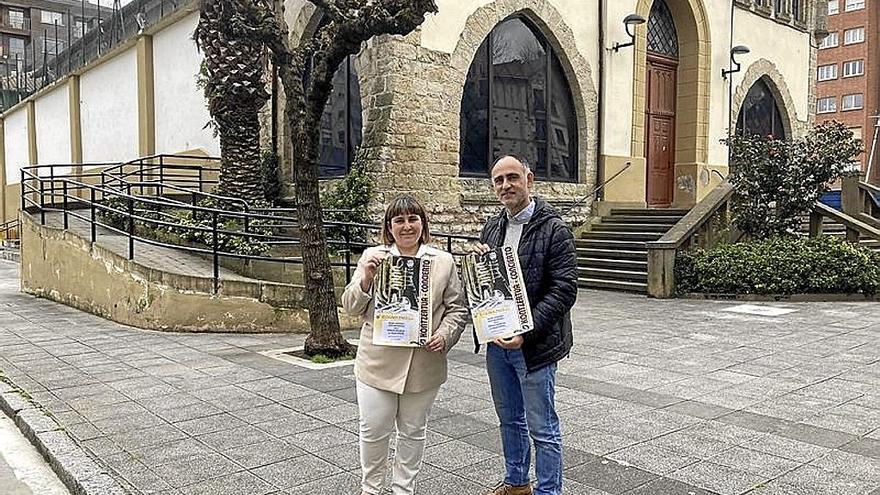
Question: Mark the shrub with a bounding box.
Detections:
[676,236,880,295]
[322,155,375,253]
[97,196,274,256]
[725,122,862,239]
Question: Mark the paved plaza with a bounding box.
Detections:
[0,258,879,494]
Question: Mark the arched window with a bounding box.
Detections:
[305,19,363,178]
[459,16,578,181]
[736,79,786,139]
[647,0,679,59]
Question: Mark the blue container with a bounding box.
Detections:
[820,190,842,210]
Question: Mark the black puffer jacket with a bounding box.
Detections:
[479,197,577,371]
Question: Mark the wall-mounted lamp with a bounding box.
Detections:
[612,14,646,52]
[721,45,750,79]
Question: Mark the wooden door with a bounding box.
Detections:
[645,55,677,208]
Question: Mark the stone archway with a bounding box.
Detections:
[448,0,599,190]
[631,0,712,166]
[733,59,800,140]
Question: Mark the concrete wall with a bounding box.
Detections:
[153,12,220,157]
[3,107,29,185]
[80,50,139,164]
[19,212,359,333]
[34,83,72,172]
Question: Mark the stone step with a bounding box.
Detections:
[579,257,647,271]
[579,267,647,282]
[576,239,647,251]
[577,247,647,260]
[592,222,673,233]
[581,231,664,242]
[578,277,647,293]
[609,208,690,217]
[601,215,684,224]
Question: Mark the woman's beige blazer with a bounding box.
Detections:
[342,244,468,394]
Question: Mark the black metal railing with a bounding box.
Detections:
[20,154,479,293]
[0,218,19,240]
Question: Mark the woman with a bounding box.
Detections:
[342,194,468,495]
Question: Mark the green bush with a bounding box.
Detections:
[725,122,862,239]
[97,195,274,256]
[322,156,375,253]
[676,236,880,295]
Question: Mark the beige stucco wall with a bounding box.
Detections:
[34,83,72,170]
[19,212,359,333]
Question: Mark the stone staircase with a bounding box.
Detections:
[801,216,880,252]
[576,208,689,293]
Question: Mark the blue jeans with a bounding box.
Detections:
[486,343,562,495]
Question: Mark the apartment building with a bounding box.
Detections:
[0,0,99,72]
[816,0,880,182]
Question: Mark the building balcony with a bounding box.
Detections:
[0,17,31,33]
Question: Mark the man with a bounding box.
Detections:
[474,155,578,495]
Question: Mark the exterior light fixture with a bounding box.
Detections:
[612,14,646,52]
[721,45,750,79]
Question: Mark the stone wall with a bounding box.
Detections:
[273,1,597,237]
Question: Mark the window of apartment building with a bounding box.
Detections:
[818,64,838,81]
[8,37,25,60]
[40,10,63,26]
[845,0,865,11]
[844,27,865,44]
[828,0,840,14]
[41,37,65,55]
[8,8,25,29]
[843,60,864,77]
[817,97,837,113]
[74,17,86,38]
[849,127,863,140]
[820,32,839,48]
[842,94,863,110]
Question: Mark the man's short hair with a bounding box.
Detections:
[492,154,532,175]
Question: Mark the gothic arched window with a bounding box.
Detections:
[306,19,363,178]
[647,0,679,59]
[459,16,578,181]
[736,79,787,140]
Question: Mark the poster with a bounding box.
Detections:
[372,255,433,347]
[461,246,533,344]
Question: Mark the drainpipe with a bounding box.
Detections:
[596,0,606,201]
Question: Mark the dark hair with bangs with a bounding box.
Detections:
[380,194,431,246]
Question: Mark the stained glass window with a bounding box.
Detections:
[459,16,579,181]
[736,79,786,140]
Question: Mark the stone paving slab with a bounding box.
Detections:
[1,259,879,494]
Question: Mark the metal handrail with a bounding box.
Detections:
[20,158,480,293]
[561,162,633,217]
[0,219,19,240]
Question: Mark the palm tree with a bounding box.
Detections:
[195,0,269,204]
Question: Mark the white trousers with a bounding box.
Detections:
[356,380,440,495]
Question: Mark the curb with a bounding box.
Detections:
[0,378,129,495]
[683,292,880,302]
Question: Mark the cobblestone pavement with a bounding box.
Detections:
[0,258,879,495]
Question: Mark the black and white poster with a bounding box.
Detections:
[372,255,433,347]
[461,246,533,344]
